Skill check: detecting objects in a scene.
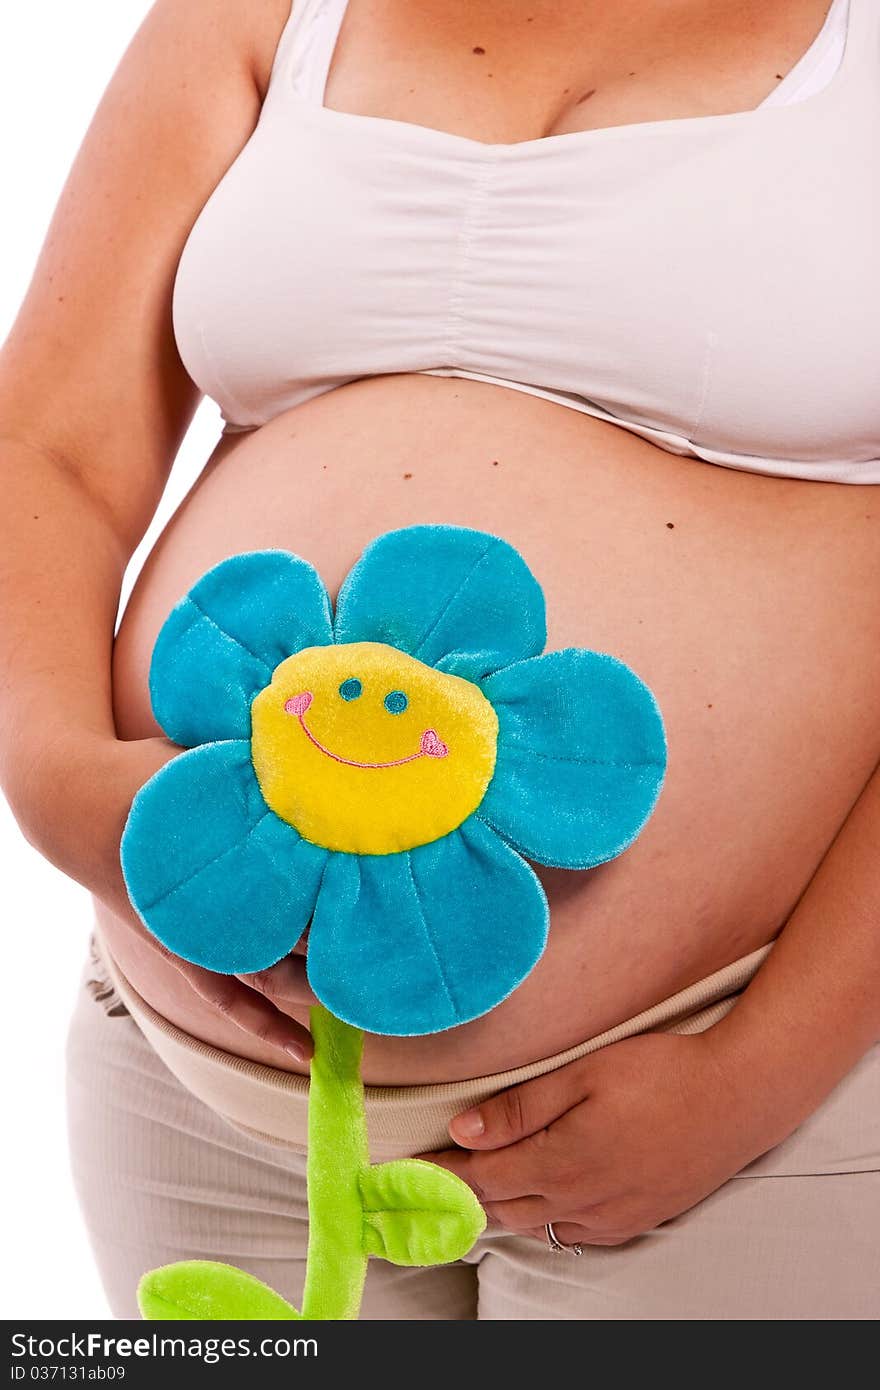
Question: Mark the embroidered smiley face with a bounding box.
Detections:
[250,642,499,854]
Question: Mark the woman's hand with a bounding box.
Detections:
[423,1029,798,1246]
[177,946,318,1064]
[28,733,317,1062]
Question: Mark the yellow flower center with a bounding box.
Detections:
[250,642,499,854]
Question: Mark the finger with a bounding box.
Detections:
[237,954,318,1008]
[482,1195,554,1233]
[484,1198,614,1237]
[175,960,313,1062]
[448,1060,589,1150]
[526,1223,631,1249]
[418,1145,540,1204]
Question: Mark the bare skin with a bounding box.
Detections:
[103,376,880,1085]
[2,0,878,1251]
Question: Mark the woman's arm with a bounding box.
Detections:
[0,0,314,1058]
[426,758,880,1244]
[0,0,260,883]
[708,755,880,1116]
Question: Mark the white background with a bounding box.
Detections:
[1,2,223,1318]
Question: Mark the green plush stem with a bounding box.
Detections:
[137,1002,485,1322]
[300,1004,370,1320]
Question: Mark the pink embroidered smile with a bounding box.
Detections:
[284,691,449,768]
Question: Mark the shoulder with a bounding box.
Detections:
[155,0,298,101]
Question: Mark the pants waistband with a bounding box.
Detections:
[92,923,772,1160]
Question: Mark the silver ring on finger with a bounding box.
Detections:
[545,1221,583,1256]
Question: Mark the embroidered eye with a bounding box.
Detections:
[339,677,362,701]
[384,689,408,714]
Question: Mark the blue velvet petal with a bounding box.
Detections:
[333,526,546,681]
[150,551,333,746]
[121,742,327,974]
[306,817,549,1036]
[478,649,667,870]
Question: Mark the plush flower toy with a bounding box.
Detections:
[121,525,666,1320]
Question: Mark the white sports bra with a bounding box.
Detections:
[172,0,880,483]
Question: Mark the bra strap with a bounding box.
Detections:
[273,0,350,105]
[838,0,880,80]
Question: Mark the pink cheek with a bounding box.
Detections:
[284,691,313,717]
[420,729,449,758]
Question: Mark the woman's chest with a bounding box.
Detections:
[174,93,880,461]
[318,0,837,144]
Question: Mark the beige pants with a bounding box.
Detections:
[66,936,880,1320]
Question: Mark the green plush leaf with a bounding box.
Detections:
[359,1159,486,1267]
[137,1261,303,1321]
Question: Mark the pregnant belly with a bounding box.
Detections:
[99,374,880,1083]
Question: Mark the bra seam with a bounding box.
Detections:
[443,160,496,368]
[689,330,719,441]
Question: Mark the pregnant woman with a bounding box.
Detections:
[1,0,878,1320]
